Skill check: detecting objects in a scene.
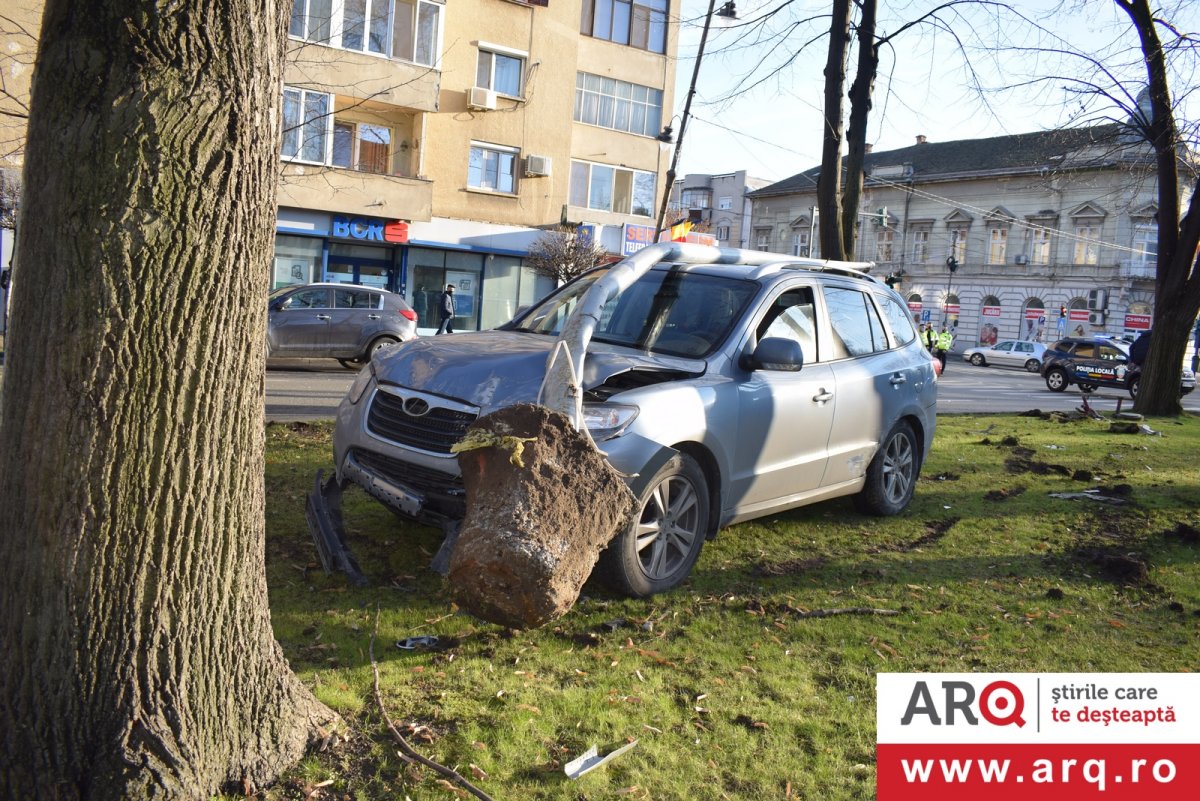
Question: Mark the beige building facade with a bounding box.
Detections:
[2,0,679,335]
[279,0,679,332]
[749,127,1175,349]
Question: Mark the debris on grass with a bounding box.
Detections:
[564,740,639,779]
[1048,490,1130,505]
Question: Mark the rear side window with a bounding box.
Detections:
[877,294,916,347]
[1074,343,1097,359]
[823,286,888,357]
[335,289,381,309]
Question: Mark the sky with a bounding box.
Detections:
[671,0,1200,184]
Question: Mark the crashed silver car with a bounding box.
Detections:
[310,244,938,596]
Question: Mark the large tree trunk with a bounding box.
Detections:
[817,0,853,261]
[841,0,878,260]
[0,1,331,798]
[1116,0,1200,415]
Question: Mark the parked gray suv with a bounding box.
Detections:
[314,245,938,596]
[267,283,418,368]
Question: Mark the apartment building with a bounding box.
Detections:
[667,171,771,249]
[279,0,678,332]
[1,0,678,334]
[749,126,1174,348]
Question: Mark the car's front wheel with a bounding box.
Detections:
[337,358,360,370]
[970,353,986,366]
[1128,378,1139,399]
[855,421,919,516]
[600,453,710,598]
[1025,359,1041,373]
[1045,368,1069,392]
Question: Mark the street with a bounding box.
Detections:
[264,355,1200,421]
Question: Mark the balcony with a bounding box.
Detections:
[1117,259,1157,280]
[279,164,433,221]
[284,43,440,113]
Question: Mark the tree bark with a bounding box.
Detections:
[841,0,878,260]
[817,0,854,261]
[1116,0,1200,415]
[0,1,331,798]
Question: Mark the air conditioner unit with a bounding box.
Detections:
[1088,310,1106,325]
[466,87,497,111]
[523,154,552,177]
[1014,254,1028,265]
[1087,289,1108,310]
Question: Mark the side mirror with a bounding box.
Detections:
[746,337,805,372]
[269,299,286,312]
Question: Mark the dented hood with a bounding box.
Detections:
[372,331,705,413]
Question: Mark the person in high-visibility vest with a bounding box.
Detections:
[935,327,954,371]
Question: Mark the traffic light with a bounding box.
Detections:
[878,207,888,226]
[946,256,958,273]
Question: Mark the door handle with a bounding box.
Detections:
[813,389,834,403]
[367,314,381,320]
[316,314,331,321]
[890,374,907,386]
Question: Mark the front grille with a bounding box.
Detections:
[350,449,466,518]
[367,389,476,454]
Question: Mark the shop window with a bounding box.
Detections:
[273,234,324,289]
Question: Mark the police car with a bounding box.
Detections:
[1041,336,1195,398]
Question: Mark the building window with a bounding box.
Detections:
[876,228,895,262]
[988,228,1007,264]
[910,229,930,263]
[1073,224,1100,264]
[792,230,809,256]
[282,87,331,163]
[477,46,525,97]
[332,121,391,174]
[1030,227,1052,265]
[289,0,443,67]
[580,0,668,54]
[468,142,518,194]
[574,73,663,137]
[716,225,731,242]
[718,196,732,210]
[681,189,711,209]
[569,160,655,216]
[949,226,968,264]
[754,228,770,251]
[1132,222,1157,269]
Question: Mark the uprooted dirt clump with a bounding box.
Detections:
[448,404,638,628]
[984,486,1026,502]
[1005,454,1071,476]
[867,517,960,554]
[1164,522,1200,545]
[751,557,828,578]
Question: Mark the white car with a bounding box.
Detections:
[962,340,1046,372]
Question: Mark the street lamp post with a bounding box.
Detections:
[654,0,737,241]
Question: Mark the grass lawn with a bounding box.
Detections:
[260,413,1200,800]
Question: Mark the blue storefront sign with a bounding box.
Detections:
[623,223,657,256]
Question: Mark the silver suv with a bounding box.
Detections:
[268,283,418,368]
[316,245,938,596]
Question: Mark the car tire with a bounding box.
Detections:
[1045,368,1068,392]
[366,336,399,359]
[600,453,710,598]
[854,420,919,517]
[1128,378,1139,400]
[1024,359,1041,373]
[337,358,360,370]
[970,353,985,366]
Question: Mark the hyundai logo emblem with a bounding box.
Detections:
[402,397,431,417]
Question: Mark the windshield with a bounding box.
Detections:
[513,267,760,358]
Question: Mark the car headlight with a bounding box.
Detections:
[582,403,639,441]
[347,362,376,405]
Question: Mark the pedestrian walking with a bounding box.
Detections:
[935,326,954,372]
[436,283,456,335]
